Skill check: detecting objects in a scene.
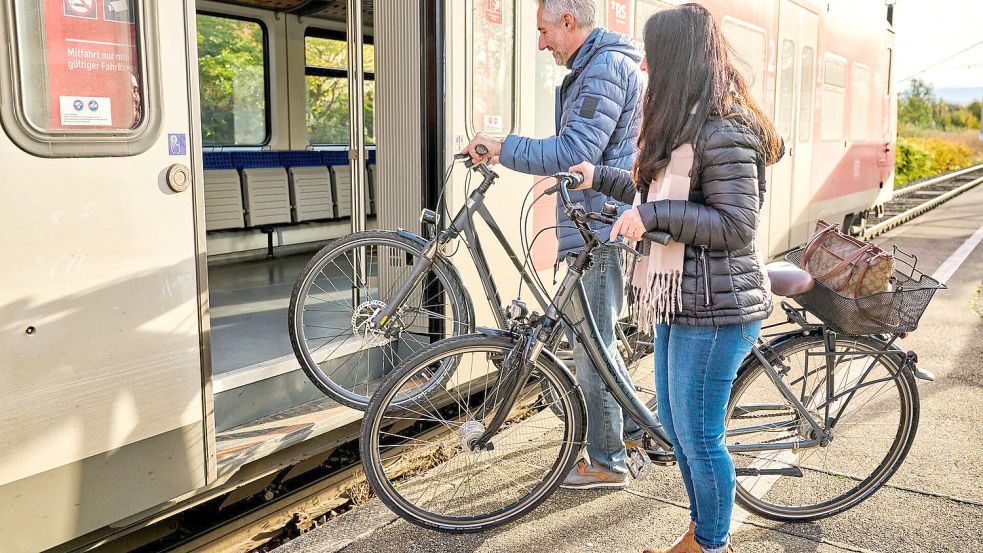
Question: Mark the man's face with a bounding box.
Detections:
[537,4,574,65]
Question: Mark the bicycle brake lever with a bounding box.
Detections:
[610,237,641,260]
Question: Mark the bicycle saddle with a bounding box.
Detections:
[766,261,814,297]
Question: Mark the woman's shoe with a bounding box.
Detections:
[643,521,697,553]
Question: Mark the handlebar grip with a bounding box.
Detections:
[641,230,673,246]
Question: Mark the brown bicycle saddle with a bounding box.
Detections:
[766,261,815,297]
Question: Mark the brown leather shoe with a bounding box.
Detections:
[643,521,697,553]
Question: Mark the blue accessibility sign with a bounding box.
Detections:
[88,100,99,111]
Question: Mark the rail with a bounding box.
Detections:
[863,163,983,239]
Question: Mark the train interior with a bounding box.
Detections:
[194,0,437,472]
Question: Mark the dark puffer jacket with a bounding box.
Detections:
[592,115,781,326]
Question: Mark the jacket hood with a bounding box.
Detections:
[571,27,643,70]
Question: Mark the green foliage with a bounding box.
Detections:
[305,38,375,146]
[197,15,266,145]
[895,139,933,185]
[898,79,981,132]
[895,137,972,186]
[196,18,376,147]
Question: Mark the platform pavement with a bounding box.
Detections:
[277,184,983,553]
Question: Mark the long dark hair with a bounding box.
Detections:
[634,3,782,189]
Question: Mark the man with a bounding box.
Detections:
[462,0,644,489]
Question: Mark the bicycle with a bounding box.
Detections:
[288,146,651,409]
[358,170,945,532]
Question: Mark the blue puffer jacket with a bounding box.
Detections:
[500,28,644,258]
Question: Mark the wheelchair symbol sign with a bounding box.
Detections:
[168,133,187,156]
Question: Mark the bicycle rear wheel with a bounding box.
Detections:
[726,334,919,521]
[361,334,587,533]
[289,231,471,410]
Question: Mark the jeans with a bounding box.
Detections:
[653,320,762,550]
[569,247,642,473]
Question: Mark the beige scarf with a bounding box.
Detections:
[631,143,695,332]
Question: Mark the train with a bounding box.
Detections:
[0,0,897,551]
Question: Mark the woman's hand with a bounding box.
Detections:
[568,161,595,190]
[610,208,646,242]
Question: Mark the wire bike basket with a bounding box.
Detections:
[785,246,946,335]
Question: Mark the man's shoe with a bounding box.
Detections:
[643,522,697,553]
[560,459,628,490]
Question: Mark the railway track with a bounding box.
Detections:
[863,163,983,239]
[120,164,983,553]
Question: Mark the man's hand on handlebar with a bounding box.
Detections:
[567,161,595,190]
[460,133,503,164]
[610,208,647,242]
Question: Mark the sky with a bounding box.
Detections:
[892,0,983,99]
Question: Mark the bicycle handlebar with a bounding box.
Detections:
[551,172,673,247]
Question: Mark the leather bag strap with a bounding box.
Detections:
[819,243,876,281]
[801,223,838,268]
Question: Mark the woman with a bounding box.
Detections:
[570,4,783,552]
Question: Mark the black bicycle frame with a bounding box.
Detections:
[373,164,551,330]
[474,179,847,458]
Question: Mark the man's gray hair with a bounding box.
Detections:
[537,0,597,29]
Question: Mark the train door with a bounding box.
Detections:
[768,0,818,255]
[0,2,208,551]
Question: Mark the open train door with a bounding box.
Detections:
[0,2,210,551]
[768,0,819,255]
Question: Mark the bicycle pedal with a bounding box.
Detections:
[626,446,654,480]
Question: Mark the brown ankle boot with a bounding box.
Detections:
[643,521,698,553]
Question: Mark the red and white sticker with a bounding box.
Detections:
[64,0,97,19]
[607,0,632,35]
[485,0,503,25]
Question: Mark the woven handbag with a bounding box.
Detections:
[799,220,895,299]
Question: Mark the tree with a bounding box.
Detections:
[898,78,935,128]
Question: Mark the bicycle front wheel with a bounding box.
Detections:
[361,334,587,533]
[289,231,471,410]
[726,334,919,521]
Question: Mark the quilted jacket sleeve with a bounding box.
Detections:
[635,121,762,251]
[591,164,636,204]
[500,52,635,175]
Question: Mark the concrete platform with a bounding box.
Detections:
[277,184,983,552]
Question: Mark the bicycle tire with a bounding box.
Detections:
[288,231,472,410]
[361,334,587,533]
[727,333,919,521]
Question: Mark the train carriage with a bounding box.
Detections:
[0,1,897,551]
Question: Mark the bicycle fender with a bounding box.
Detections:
[395,228,476,330]
[475,326,518,340]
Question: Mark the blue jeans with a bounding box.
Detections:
[570,247,642,473]
[653,321,762,550]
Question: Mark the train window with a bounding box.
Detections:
[533,48,569,138]
[798,46,815,143]
[885,48,893,95]
[197,14,268,146]
[634,0,669,43]
[599,0,635,36]
[469,0,516,136]
[305,33,376,146]
[850,64,872,142]
[777,39,796,139]
[0,0,160,156]
[821,54,847,141]
[721,18,767,106]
